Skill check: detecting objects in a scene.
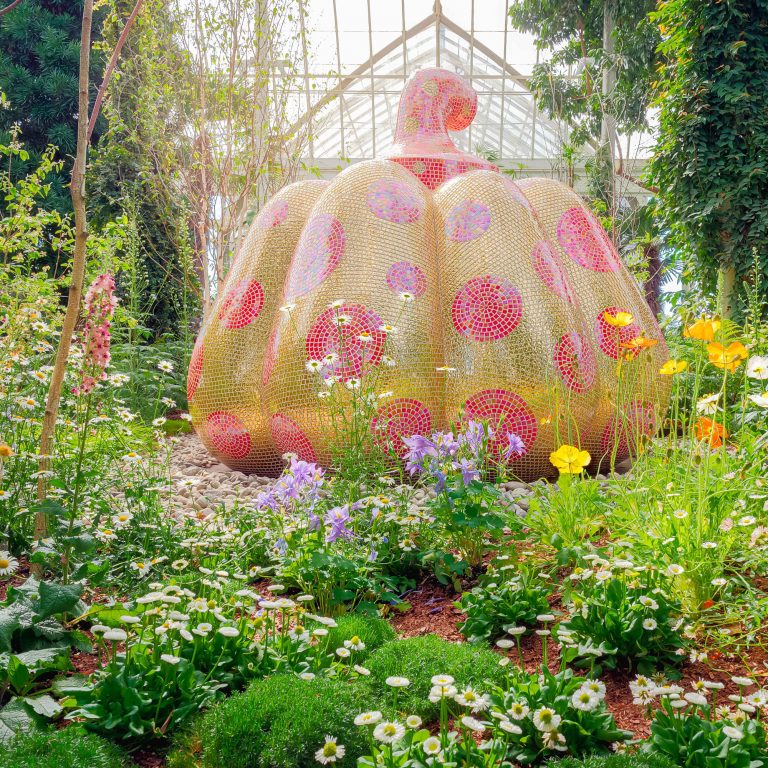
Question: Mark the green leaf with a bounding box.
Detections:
[23,694,62,719]
[0,699,36,743]
[6,656,30,692]
[0,608,22,653]
[52,674,92,695]
[36,581,83,621]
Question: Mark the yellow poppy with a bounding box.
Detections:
[604,311,635,328]
[550,444,591,474]
[0,444,13,459]
[659,359,688,375]
[684,318,720,342]
[706,341,748,372]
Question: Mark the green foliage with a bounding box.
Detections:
[490,666,630,763]
[508,0,658,145]
[0,577,90,741]
[646,696,768,767]
[71,650,222,744]
[0,726,126,767]
[648,0,768,319]
[325,614,396,659]
[365,635,507,719]
[457,566,553,643]
[557,562,686,675]
[554,754,675,768]
[89,0,198,339]
[169,675,371,768]
[0,0,104,219]
[0,577,89,699]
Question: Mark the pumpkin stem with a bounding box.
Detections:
[392,68,478,155]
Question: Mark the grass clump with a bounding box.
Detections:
[168,674,373,768]
[0,727,126,768]
[365,634,507,719]
[324,613,396,659]
[553,755,675,768]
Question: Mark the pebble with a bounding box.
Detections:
[167,434,535,521]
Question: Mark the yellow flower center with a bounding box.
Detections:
[323,744,337,757]
[0,558,10,569]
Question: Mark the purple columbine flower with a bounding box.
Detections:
[455,457,480,486]
[402,434,439,474]
[433,430,460,457]
[459,420,487,455]
[503,432,525,461]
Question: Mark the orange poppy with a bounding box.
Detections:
[694,417,728,448]
[706,341,748,372]
[621,335,659,353]
[684,318,721,342]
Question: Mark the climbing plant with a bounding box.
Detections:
[648,0,768,320]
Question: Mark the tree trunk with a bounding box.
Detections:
[33,0,95,550]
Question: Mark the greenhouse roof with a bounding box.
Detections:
[297,0,578,169]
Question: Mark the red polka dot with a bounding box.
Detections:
[386,261,427,297]
[531,240,575,303]
[256,199,288,228]
[187,338,204,401]
[445,200,491,242]
[286,214,345,298]
[594,306,641,360]
[206,411,251,460]
[218,279,265,330]
[600,401,657,461]
[305,304,385,381]
[462,389,537,460]
[554,332,597,393]
[367,179,423,223]
[451,275,522,341]
[270,413,317,463]
[371,398,431,457]
[557,207,620,272]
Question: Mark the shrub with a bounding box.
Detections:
[169,674,373,768]
[553,754,675,768]
[488,666,630,763]
[365,634,506,719]
[558,559,685,675]
[457,565,553,642]
[325,614,397,659]
[0,726,126,768]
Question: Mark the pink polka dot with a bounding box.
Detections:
[386,261,427,297]
[371,398,431,458]
[462,389,537,460]
[600,401,657,461]
[445,200,491,242]
[218,279,265,330]
[187,338,204,401]
[451,275,522,341]
[305,304,385,381]
[366,179,423,223]
[256,199,288,228]
[557,207,620,272]
[206,411,251,460]
[286,214,345,298]
[594,306,641,360]
[531,240,575,303]
[554,332,597,393]
[270,413,317,463]
[502,178,532,210]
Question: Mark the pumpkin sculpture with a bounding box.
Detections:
[188,67,669,479]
